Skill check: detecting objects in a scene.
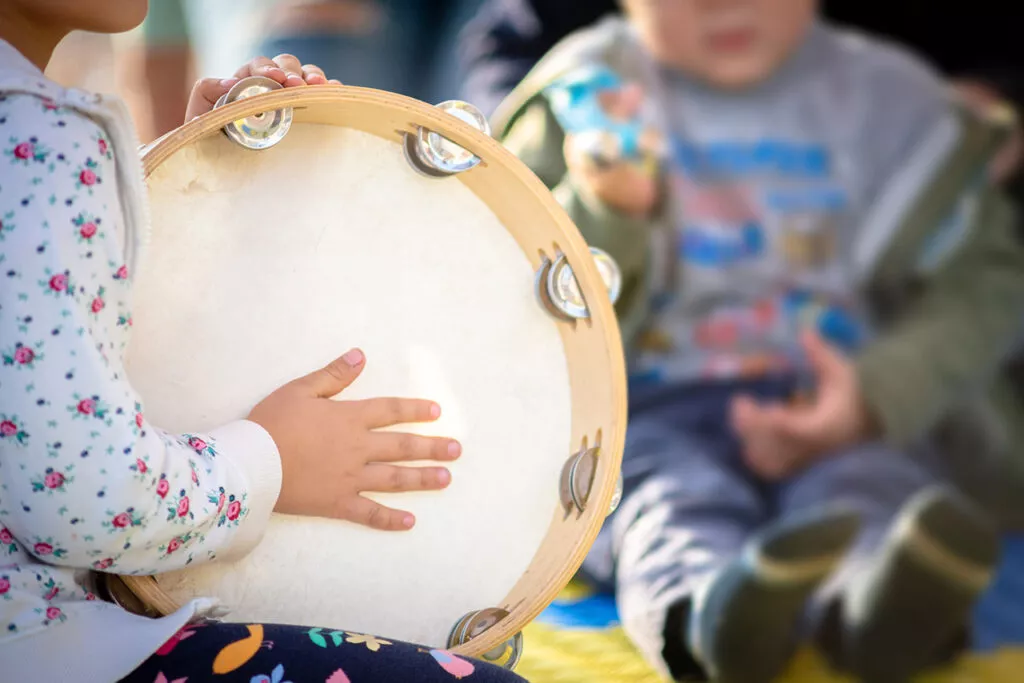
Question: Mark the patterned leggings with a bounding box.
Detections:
[119,620,529,683]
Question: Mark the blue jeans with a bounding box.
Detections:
[581,378,940,672]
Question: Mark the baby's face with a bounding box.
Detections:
[623,0,816,89]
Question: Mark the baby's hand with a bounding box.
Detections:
[184,54,342,123]
[248,349,460,531]
[563,85,661,219]
[730,330,877,480]
[564,134,661,218]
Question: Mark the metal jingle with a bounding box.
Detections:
[447,611,476,649]
[591,247,623,305]
[405,100,490,177]
[545,247,623,320]
[214,76,293,150]
[569,448,598,512]
[463,607,510,641]
[480,630,524,670]
[608,473,624,516]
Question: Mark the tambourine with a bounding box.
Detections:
[101,76,627,668]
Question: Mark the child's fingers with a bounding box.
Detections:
[301,64,328,85]
[367,432,461,463]
[344,496,415,531]
[291,348,366,398]
[354,397,441,428]
[234,56,288,85]
[358,464,452,494]
[271,53,306,87]
[184,78,239,122]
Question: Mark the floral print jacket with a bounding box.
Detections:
[0,40,283,682]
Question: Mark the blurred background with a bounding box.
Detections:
[42,2,1024,681]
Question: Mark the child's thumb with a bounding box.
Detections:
[801,328,847,382]
[294,348,366,398]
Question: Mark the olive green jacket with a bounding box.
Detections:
[492,19,1024,520]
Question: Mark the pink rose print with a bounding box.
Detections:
[226,500,242,521]
[41,98,59,111]
[34,542,53,556]
[79,221,97,239]
[0,528,13,545]
[177,496,190,517]
[44,583,59,601]
[80,169,96,185]
[112,512,132,528]
[187,436,206,453]
[136,458,148,473]
[13,142,32,159]
[85,592,98,601]
[91,296,105,313]
[92,558,114,570]
[166,537,182,554]
[191,468,199,485]
[217,492,226,512]
[44,606,62,621]
[0,577,9,594]
[156,477,170,498]
[49,273,67,292]
[0,416,28,446]
[98,138,108,155]
[136,412,144,428]
[13,346,33,364]
[77,398,94,415]
[116,264,129,280]
[44,471,64,488]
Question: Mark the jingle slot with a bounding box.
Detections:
[403,100,491,178]
[213,76,293,150]
[536,247,623,321]
[447,608,523,670]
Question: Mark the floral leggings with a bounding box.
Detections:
[119,620,529,683]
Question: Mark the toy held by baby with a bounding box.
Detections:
[545,66,665,173]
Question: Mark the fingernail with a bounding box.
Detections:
[307,74,326,84]
[437,469,451,485]
[429,403,441,419]
[329,79,342,85]
[342,349,364,367]
[219,78,239,88]
[447,441,461,458]
[402,514,415,528]
[286,74,305,86]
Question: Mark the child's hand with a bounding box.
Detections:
[563,85,661,219]
[729,330,877,479]
[564,134,661,218]
[184,54,342,123]
[248,349,460,531]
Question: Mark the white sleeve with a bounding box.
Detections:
[0,93,282,576]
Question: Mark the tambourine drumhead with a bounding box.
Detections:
[120,86,626,655]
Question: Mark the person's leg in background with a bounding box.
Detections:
[581,381,860,682]
[420,0,487,105]
[119,620,528,682]
[774,442,1001,682]
[255,0,429,101]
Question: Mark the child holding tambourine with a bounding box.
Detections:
[0,2,530,682]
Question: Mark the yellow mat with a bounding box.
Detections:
[517,582,1024,683]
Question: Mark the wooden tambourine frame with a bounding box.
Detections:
[102,85,628,661]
